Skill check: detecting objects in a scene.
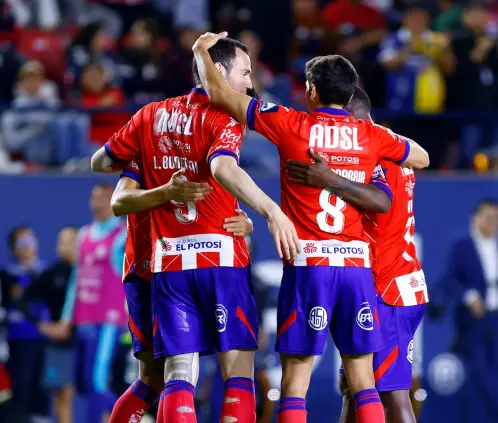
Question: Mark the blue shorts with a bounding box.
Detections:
[124,274,153,356]
[42,345,75,390]
[152,266,258,358]
[373,298,426,391]
[276,265,383,356]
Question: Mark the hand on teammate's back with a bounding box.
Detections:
[267,209,301,261]
[224,209,253,237]
[164,169,213,203]
[286,148,335,188]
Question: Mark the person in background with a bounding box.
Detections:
[15,226,78,423]
[431,199,498,423]
[0,269,13,423]
[0,226,50,423]
[42,184,127,423]
[79,62,129,146]
[433,0,465,34]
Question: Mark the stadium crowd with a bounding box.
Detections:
[0,0,498,172]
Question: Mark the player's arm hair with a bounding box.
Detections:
[400,137,430,169]
[210,155,282,219]
[111,177,169,216]
[192,46,251,124]
[90,146,115,173]
[328,177,391,214]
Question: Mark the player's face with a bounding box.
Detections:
[90,186,113,216]
[475,204,498,238]
[225,48,252,94]
[57,228,78,263]
[13,229,38,262]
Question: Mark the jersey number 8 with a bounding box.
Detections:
[316,189,346,234]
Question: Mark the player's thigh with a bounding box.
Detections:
[152,271,210,358]
[195,266,258,354]
[375,301,426,392]
[124,274,154,357]
[276,265,337,356]
[329,267,383,356]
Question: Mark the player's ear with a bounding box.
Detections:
[310,83,319,103]
[214,62,227,77]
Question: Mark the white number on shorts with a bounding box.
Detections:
[316,189,346,234]
[171,176,198,224]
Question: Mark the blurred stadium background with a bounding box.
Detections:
[0,0,497,422]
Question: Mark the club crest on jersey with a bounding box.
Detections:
[215,304,228,332]
[161,240,172,252]
[356,302,374,331]
[405,180,415,197]
[258,101,278,114]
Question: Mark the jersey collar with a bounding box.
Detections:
[191,87,208,97]
[313,107,350,116]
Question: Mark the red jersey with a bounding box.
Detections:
[120,160,152,282]
[363,163,429,306]
[247,100,409,267]
[105,88,250,272]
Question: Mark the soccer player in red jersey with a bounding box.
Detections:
[91,37,299,423]
[192,32,429,423]
[106,159,255,422]
[287,87,429,423]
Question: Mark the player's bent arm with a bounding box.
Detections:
[211,155,281,219]
[90,146,115,172]
[192,41,251,124]
[111,177,169,216]
[400,137,430,169]
[328,177,392,214]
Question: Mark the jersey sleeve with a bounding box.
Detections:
[105,107,145,163]
[246,99,298,147]
[371,123,411,164]
[207,114,245,165]
[120,160,142,186]
[370,163,392,201]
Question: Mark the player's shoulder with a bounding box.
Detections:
[208,104,244,127]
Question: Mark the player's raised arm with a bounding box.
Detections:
[400,137,430,169]
[286,149,392,213]
[210,155,300,260]
[111,163,212,216]
[192,32,252,124]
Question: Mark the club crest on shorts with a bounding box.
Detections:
[308,306,328,331]
[215,304,228,332]
[407,340,414,363]
[356,302,374,331]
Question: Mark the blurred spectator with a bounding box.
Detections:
[431,199,498,423]
[446,3,498,110]
[379,7,452,113]
[291,0,328,61]
[66,22,121,97]
[238,30,280,103]
[433,0,465,33]
[0,226,50,423]
[13,60,59,108]
[14,226,78,423]
[119,18,171,103]
[152,0,209,31]
[165,26,203,96]
[79,62,129,145]
[8,0,60,29]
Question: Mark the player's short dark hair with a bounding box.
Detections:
[474,198,498,214]
[348,86,371,111]
[305,55,358,107]
[192,37,249,85]
[8,225,30,251]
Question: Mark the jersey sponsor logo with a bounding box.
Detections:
[308,306,328,330]
[215,304,228,332]
[129,160,140,171]
[152,155,199,173]
[153,108,194,136]
[174,240,222,252]
[258,101,279,114]
[405,180,415,197]
[219,128,242,145]
[322,245,366,255]
[309,125,363,152]
[407,339,414,363]
[330,169,366,183]
[158,136,191,153]
[328,155,360,165]
[356,302,374,331]
[303,242,318,254]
